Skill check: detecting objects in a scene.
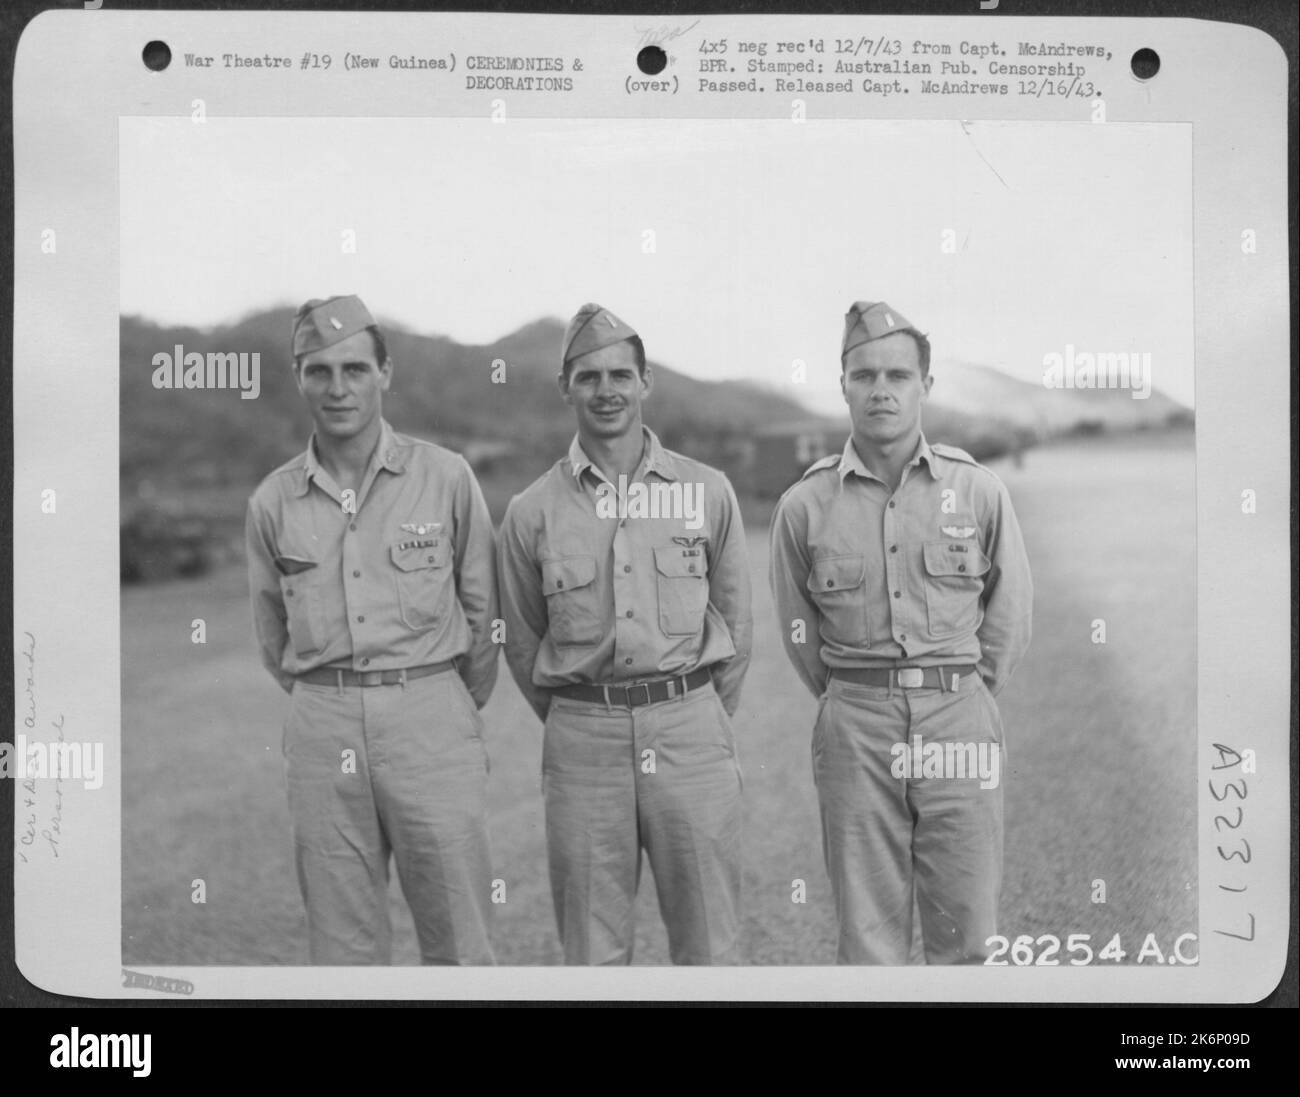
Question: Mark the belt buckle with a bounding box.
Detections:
[897,667,925,689]
[625,682,652,707]
[358,670,383,687]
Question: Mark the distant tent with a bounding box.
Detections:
[752,420,844,498]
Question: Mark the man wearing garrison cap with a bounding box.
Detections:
[245,294,500,965]
[497,303,753,964]
[769,301,1033,964]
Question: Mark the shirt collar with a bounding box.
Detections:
[568,426,679,485]
[297,418,405,495]
[837,433,940,483]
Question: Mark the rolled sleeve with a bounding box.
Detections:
[976,482,1033,696]
[769,496,829,699]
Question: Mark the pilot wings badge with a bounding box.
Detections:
[400,521,443,536]
[941,526,977,539]
[672,535,709,549]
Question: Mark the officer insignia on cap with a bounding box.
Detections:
[941,525,977,538]
[562,302,640,365]
[292,295,379,357]
[842,300,924,357]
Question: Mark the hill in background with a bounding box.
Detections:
[121,309,810,498]
[927,360,1190,436]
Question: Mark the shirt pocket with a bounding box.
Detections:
[806,553,868,646]
[390,538,454,631]
[921,540,990,640]
[279,569,327,657]
[653,545,710,637]
[541,554,602,647]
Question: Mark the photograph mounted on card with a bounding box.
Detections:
[9,9,1289,1001]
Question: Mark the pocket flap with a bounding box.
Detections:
[541,554,597,595]
[391,538,451,572]
[653,545,706,578]
[808,553,866,593]
[923,540,990,577]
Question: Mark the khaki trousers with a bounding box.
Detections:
[813,674,1005,964]
[542,683,743,965]
[283,670,496,965]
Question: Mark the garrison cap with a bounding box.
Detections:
[562,303,638,365]
[292,295,380,358]
[841,300,925,357]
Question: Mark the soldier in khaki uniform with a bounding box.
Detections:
[497,303,752,965]
[769,301,1032,964]
[246,295,499,965]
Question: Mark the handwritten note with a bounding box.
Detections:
[14,631,66,864]
[634,20,700,50]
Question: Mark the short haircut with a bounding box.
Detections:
[842,330,931,378]
[367,326,390,366]
[562,335,646,380]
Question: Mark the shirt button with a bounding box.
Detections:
[889,545,897,553]
[826,579,833,588]
[357,615,365,623]
[352,569,361,578]
[888,501,896,509]
[285,589,294,597]
[623,565,632,573]
[556,580,564,589]
[625,657,633,666]
[688,565,696,574]
[893,591,901,598]
[348,522,357,531]
[958,564,966,573]
[361,658,370,667]
[899,634,907,642]
[625,610,633,618]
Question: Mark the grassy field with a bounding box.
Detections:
[122,428,1195,966]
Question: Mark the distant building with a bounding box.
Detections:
[752,419,845,498]
[460,439,519,474]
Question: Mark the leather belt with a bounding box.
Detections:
[553,667,713,708]
[296,660,456,688]
[830,665,978,690]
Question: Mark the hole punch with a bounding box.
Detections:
[1130,47,1160,80]
[142,40,172,72]
[636,45,667,76]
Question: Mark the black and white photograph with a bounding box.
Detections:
[116,114,1198,968]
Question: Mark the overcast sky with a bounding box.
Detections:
[120,116,1193,411]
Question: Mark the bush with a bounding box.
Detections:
[121,506,214,583]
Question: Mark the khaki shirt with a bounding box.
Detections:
[769,434,1032,698]
[497,428,752,721]
[245,419,499,706]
